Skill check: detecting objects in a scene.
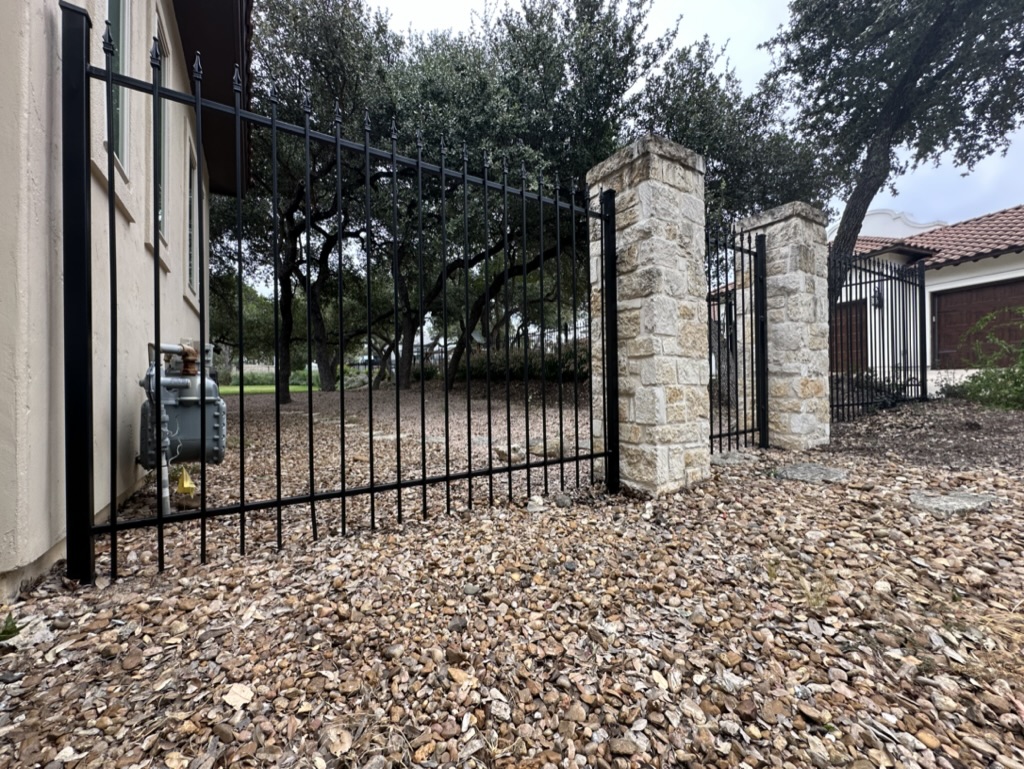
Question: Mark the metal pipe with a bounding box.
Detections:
[160,450,172,520]
[151,376,192,391]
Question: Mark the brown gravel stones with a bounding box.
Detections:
[1,397,1023,767]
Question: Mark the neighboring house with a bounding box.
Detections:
[839,206,1024,392]
[827,208,947,241]
[0,0,251,595]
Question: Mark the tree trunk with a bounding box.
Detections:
[371,340,394,389]
[397,313,418,390]
[306,281,338,392]
[276,268,294,406]
[446,327,469,390]
[828,137,895,304]
[444,246,552,389]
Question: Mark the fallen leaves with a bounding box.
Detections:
[222,683,254,709]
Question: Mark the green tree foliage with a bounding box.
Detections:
[639,37,831,233]
[242,0,401,398]
[210,0,839,400]
[765,0,1024,298]
[489,0,675,179]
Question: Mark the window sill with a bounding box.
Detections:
[184,286,201,315]
[144,236,171,274]
[90,152,136,224]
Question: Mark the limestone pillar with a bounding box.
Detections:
[739,202,830,450]
[588,137,710,495]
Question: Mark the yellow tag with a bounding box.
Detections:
[177,467,197,497]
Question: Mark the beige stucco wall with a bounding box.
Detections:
[0,0,209,593]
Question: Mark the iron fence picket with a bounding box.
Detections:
[150,39,166,571]
[333,105,347,537]
[193,53,210,562]
[706,225,767,452]
[102,22,120,580]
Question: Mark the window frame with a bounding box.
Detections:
[187,146,198,295]
[108,0,129,167]
[154,24,169,238]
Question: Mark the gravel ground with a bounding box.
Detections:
[1,396,1023,769]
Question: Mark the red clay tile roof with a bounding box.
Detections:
[850,204,1024,268]
[852,236,898,255]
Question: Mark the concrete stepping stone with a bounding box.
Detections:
[776,463,848,484]
[910,491,995,519]
[711,452,759,467]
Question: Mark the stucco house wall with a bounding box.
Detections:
[0,0,210,596]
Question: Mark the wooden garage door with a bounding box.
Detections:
[830,299,868,372]
[934,278,1024,369]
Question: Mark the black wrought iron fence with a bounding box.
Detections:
[60,4,619,584]
[828,251,927,421]
[706,228,768,453]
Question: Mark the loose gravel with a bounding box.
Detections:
[1,395,1022,769]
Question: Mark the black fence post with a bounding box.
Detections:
[754,234,770,448]
[60,1,95,584]
[918,262,929,400]
[601,190,620,494]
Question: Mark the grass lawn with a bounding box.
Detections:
[218,384,314,395]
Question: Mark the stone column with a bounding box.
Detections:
[739,202,830,450]
[588,136,710,495]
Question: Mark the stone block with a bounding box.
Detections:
[641,294,680,336]
[769,272,804,297]
[619,308,641,339]
[676,358,709,386]
[639,357,678,386]
[633,388,666,425]
[619,266,664,300]
[625,336,660,358]
[680,323,708,355]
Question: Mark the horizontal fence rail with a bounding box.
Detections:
[706,228,768,453]
[61,4,617,583]
[828,251,927,422]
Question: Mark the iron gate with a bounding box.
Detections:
[706,228,768,453]
[828,251,928,421]
[60,4,619,584]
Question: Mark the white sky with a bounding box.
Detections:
[376,0,1024,231]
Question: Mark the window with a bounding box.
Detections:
[187,153,197,293]
[108,0,128,163]
[155,31,168,236]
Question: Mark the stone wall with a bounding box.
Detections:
[588,137,710,495]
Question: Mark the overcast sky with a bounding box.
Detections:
[376,0,1024,232]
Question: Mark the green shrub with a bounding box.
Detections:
[453,347,591,382]
[411,364,440,382]
[288,368,321,388]
[947,308,1024,410]
[241,370,276,386]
